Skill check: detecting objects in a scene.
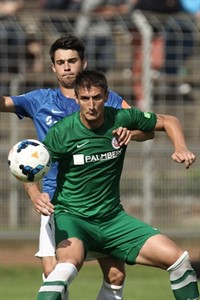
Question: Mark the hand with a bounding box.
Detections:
[32,192,54,216]
[171,148,196,169]
[113,127,132,146]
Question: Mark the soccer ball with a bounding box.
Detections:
[8,139,51,182]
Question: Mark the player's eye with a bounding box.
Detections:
[80,97,90,102]
[68,58,78,64]
[93,94,102,101]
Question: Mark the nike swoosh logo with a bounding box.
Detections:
[51,109,65,114]
[77,141,89,148]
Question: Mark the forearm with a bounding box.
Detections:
[131,130,155,142]
[156,114,187,150]
[155,114,195,168]
[23,182,54,215]
[23,182,41,199]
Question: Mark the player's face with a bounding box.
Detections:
[76,86,108,129]
[52,49,87,89]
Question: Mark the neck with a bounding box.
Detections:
[80,112,104,129]
[60,86,75,99]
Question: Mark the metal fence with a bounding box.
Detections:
[0,8,200,239]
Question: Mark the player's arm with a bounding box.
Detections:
[23,182,54,216]
[115,99,155,145]
[113,127,154,146]
[155,114,196,169]
[0,95,15,112]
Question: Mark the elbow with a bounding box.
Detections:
[149,131,155,140]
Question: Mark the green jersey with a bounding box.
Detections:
[43,107,157,219]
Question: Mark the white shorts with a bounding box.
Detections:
[35,214,55,257]
[35,214,107,261]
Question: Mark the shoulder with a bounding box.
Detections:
[27,88,59,97]
[53,110,79,128]
[28,88,61,105]
[11,88,55,100]
[106,90,123,109]
[35,88,59,97]
[11,88,59,110]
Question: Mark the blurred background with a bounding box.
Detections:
[0,1,199,260]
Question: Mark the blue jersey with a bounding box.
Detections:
[11,88,124,199]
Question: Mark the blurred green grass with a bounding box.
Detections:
[0,263,199,299]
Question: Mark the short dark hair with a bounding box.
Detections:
[49,35,86,63]
[74,69,108,97]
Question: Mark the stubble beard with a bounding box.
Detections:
[58,76,75,89]
[62,80,75,89]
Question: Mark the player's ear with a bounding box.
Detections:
[74,92,79,104]
[51,63,56,73]
[104,91,109,103]
[82,59,87,70]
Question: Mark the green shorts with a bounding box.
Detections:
[54,209,160,265]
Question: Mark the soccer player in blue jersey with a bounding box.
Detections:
[36,69,199,300]
[0,35,154,300]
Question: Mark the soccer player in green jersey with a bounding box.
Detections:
[37,69,199,300]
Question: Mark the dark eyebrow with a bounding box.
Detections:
[80,94,102,101]
[56,57,78,64]
[92,94,102,100]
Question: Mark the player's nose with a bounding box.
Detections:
[88,98,95,108]
[64,61,70,70]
